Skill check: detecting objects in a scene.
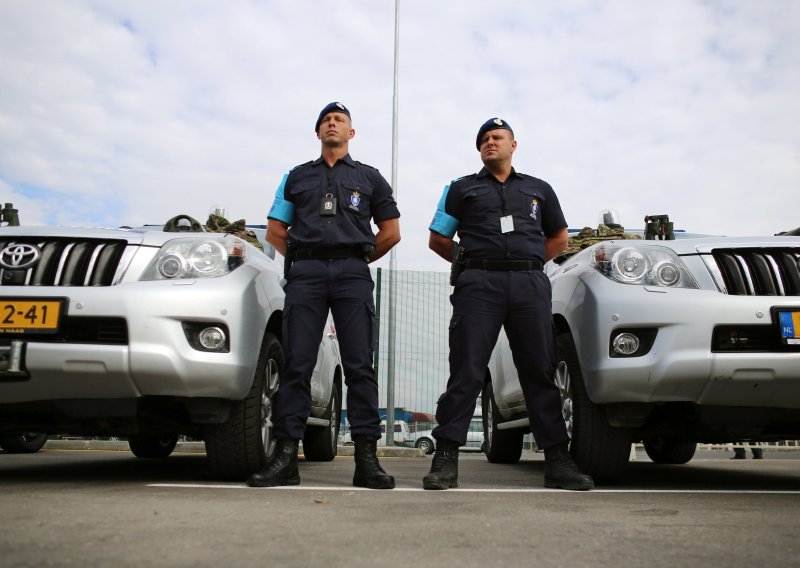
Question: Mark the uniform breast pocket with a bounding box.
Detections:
[461,184,498,221]
[341,182,373,217]
[291,178,322,209]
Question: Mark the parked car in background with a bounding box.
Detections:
[0,215,342,479]
[379,419,410,446]
[405,415,484,454]
[484,221,800,483]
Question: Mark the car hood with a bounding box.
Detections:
[565,235,800,259]
[0,225,256,249]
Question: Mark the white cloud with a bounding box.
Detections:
[1,0,798,269]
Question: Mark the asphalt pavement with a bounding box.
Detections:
[1,443,799,568]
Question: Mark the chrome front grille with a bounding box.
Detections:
[0,238,128,287]
[711,248,800,296]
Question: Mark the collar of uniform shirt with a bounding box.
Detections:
[312,154,357,168]
[476,166,522,183]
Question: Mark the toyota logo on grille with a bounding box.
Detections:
[0,243,42,270]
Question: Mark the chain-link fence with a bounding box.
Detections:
[372,268,451,423]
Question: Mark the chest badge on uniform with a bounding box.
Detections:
[349,191,361,211]
[530,198,539,220]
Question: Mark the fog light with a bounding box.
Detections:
[198,326,227,351]
[612,332,640,355]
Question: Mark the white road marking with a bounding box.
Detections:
[147,483,800,494]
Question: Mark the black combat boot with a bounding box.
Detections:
[423,439,459,490]
[246,439,300,487]
[352,435,395,489]
[543,441,594,491]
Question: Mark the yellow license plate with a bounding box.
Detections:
[0,300,62,333]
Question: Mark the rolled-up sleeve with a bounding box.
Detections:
[369,171,400,222]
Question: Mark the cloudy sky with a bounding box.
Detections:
[1,0,798,271]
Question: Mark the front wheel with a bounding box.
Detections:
[643,437,697,464]
[204,332,283,480]
[482,380,523,464]
[128,434,179,458]
[0,432,48,454]
[303,382,341,461]
[416,437,435,455]
[556,331,632,484]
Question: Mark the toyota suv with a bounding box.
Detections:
[484,222,800,483]
[0,215,342,479]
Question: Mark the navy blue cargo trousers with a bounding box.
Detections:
[273,257,381,440]
[432,268,569,450]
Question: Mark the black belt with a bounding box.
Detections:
[293,246,365,261]
[463,259,543,271]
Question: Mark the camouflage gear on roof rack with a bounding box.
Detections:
[205,214,264,252]
[554,224,640,264]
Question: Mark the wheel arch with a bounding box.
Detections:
[266,310,283,344]
[553,313,571,337]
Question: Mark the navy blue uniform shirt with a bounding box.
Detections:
[429,167,567,262]
[268,154,399,248]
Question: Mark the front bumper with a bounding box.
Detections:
[0,266,275,404]
[565,274,800,408]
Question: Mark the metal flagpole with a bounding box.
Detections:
[385,0,400,446]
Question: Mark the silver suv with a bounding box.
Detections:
[484,232,800,483]
[0,220,342,479]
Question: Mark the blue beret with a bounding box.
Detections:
[315,102,351,133]
[476,117,513,149]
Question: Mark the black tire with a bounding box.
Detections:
[415,437,435,455]
[128,434,179,459]
[303,382,341,462]
[0,432,48,454]
[204,332,283,480]
[482,380,523,464]
[643,437,697,464]
[557,331,632,484]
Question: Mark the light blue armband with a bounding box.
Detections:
[428,184,458,238]
[267,174,295,224]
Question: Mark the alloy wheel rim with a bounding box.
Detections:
[554,361,573,439]
[261,358,279,459]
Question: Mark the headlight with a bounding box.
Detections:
[591,244,697,288]
[611,248,648,282]
[141,237,246,281]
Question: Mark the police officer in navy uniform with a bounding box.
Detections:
[247,102,401,489]
[424,118,593,491]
